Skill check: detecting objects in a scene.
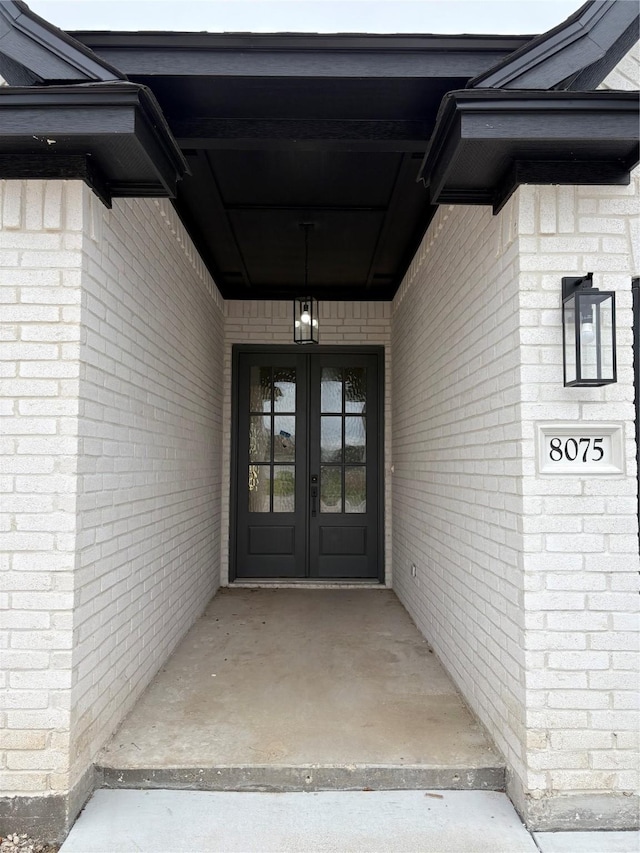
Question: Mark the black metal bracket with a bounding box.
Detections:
[562,272,593,301]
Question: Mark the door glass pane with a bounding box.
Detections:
[274,415,296,462]
[345,367,366,413]
[321,416,342,463]
[321,466,342,513]
[321,367,342,413]
[344,416,366,463]
[345,467,366,513]
[273,368,296,413]
[250,366,272,413]
[249,415,272,463]
[273,465,295,513]
[248,465,271,512]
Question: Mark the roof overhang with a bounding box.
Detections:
[0,1,637,299]
[0,83,188,206]
[419,89,640,212]
[64,30,537,299]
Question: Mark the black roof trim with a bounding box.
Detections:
[470,0,639,90]
[0,1,126,84]
[71,31,532,81]
[71,31,533,52]
[418,88,639,209]
[0,82,188,202]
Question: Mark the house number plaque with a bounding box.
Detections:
[537,423,624,475]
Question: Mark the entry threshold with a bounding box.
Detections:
[230,579,387,589]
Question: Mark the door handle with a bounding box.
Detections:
[311,475,318,516]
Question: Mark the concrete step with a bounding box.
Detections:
[96,762,505,793]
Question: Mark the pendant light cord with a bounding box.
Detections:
[303,222,310,293]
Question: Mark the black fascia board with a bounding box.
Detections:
[469,0,639,91]
[71,31,533,52]
[69,31,533,79]
[419,88,640,206]
[0,83,188,201]
[172,117,434,153]
[0,1,125,84]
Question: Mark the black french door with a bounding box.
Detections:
[232,347,382,580]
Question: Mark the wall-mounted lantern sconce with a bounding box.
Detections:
[294,223,319,344]
[562,273,616,386]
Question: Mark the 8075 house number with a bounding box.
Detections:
[548,436,604,463]
[537,424,624,475]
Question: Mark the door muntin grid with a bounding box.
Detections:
[248,366,297,513]
[320,366,366,514]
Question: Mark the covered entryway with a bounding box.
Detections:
[1,2,639,842]
[97,589,504,791]
[232,347,383,581]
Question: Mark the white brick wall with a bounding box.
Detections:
[1,181,225,796]
[1,180,82,796]
[221,300,392,585]
[518,177,639,807]
[391,171,639,818]
[71,193,224,787]
[513,41,639,814]
[391,200,528,788]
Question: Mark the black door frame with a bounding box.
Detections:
[230,344,385,583]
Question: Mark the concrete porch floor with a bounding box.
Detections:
[98,589,504,791]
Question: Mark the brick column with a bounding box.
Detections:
[0,180,83,834]
[514,178,639,829]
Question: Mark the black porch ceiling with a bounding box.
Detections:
[1,3,637,301]
[72,32,531,300]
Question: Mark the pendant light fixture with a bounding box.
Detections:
[294,222,319,344]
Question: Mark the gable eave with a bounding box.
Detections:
[0,0,125,84]
[469,0,639,91]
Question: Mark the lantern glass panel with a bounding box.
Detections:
[563,294,577,385]
[577,292,598,382]
[597,295,615,382]
[576,292,615,384]
[563,284,616,387]
[293,297,319,344]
